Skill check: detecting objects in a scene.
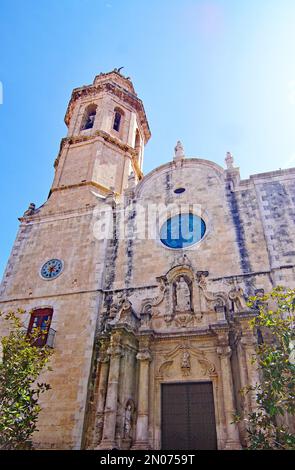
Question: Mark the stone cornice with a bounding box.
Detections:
[51,180,120,196]
[18,200,98,225]
[54,130,144,180]
[64,81,151,143]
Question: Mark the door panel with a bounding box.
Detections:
[161,382,217,450]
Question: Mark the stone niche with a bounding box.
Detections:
[138,257,230,333]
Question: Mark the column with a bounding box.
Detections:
[240,335,260,413]
[217,345,242,449]
[98,330,122,449]
[93,338,110,448]
[132,335,152,449]
[236,341,251,445]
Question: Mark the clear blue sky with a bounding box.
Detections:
[1,0,295,278]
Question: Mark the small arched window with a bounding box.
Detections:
[81,104,97,130]
[113,108,124,132]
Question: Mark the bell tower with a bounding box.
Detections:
[51,70,151,198]
[0,70,151,450]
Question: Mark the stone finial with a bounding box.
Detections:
[174,141,185,160]
[225,151,234,169]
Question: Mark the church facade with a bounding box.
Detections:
[1,71,295,450]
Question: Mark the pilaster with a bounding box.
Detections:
[98,330,123,449]
[217,339,242,450]
[132,334,153,450]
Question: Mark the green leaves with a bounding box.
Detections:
[241,287,295,449]
[0,310,53,450]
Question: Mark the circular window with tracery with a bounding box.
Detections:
[160,213,206,249]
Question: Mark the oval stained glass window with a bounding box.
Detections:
[160,213,206,249]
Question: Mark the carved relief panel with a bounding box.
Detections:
[138,258,232,333]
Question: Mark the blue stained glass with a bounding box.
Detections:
[160,213,206,249]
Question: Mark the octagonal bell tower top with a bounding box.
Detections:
[64,69,151,148]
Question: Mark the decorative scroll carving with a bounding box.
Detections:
[196,271,209,288]
[152,276,169,306]
[157,360,173,378]
[158,342,217,378]
[174,253,192,268]
[173,312,202,328]
[104,296,140,332]
[138,265,255,333]
[196,271,228,314]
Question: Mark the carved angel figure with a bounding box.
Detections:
[228,287,247,312]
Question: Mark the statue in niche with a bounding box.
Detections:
[181,349,191,376]
[228,286,247,312]
[175,276,191,311]
[140,304,152,330]
[123,401,134,439]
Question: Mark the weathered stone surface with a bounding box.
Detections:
[1,71,294,450]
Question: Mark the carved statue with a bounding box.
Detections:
[225,151,234,169]
[124,404,132,437]
[228,287,247,312]
[140,304,152,330]
[124,401,134,439]
[181,349,191,376]
[109,303,118,319]
[175,276,191,311]
[174,140,185,160]
[197,271,209,289]
[23,202,36,217]
[116,297,139,331]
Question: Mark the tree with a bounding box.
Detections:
[0,309,53,450]
[239,286,295,449]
